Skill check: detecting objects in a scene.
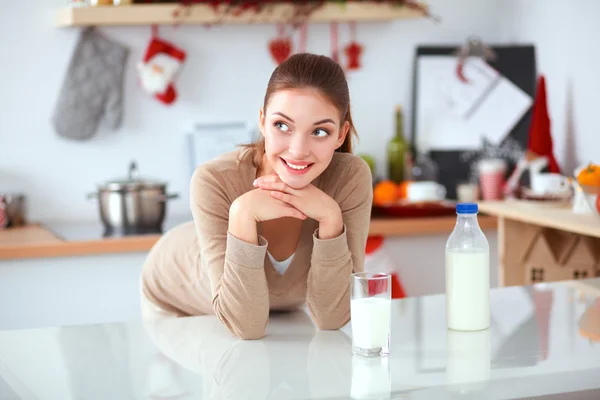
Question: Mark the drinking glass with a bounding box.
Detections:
[350,272,392,357]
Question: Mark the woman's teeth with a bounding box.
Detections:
[284,159,311,170]
[288,163,308,170]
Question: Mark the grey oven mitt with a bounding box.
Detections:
[52,27,129,141]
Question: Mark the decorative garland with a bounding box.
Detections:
[171,0,436,25]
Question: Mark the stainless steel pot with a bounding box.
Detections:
[87,161,179,235]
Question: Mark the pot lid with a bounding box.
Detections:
[99,161,166,190]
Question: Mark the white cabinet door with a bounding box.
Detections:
[0,252,148,330]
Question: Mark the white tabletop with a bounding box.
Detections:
[1,278,600,400]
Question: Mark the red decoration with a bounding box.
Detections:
[330,22,339,63]
[268,24,293,64]
[527,75,561,174]
[344,22,363,70]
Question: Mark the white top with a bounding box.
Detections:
[267,251,295,275]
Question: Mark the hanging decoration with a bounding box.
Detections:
[343,21,363,71]
[330,22,340,64]
[297,22,308,54]
[137,25,187,105]
[268,23,293,64]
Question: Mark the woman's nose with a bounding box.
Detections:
[288,134,310,158]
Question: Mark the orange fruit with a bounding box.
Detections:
[373,180,398,205]
[577,163,600,187]
[397,180,413,199]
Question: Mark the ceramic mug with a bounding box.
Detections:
[531,173,569,195]
[406,181,446,202]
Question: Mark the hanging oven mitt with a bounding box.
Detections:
[51,27,129,141]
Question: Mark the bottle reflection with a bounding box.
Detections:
[350,356,391,400]
[445,328,491,393]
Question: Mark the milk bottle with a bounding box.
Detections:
[445,202,490,331]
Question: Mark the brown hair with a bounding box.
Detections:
[243,53,358,168]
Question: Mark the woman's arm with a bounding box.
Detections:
[190,166,269,340]
[305,158,373,330]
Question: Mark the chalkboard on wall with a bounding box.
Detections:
[410,45,537,199]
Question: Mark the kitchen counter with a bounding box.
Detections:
[1,278,599,399]
[0,214,498,260]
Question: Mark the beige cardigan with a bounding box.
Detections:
[141,148,373,339]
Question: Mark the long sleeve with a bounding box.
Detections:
[190,165,270,340]
[306,157,373,330]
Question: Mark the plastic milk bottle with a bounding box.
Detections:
[445,203,490,331]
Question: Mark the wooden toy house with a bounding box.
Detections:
[524,229,600,284]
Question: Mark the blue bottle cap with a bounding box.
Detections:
[456,202,478,214]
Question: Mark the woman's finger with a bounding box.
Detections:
[253,175,281,187]
[257,181,289,193]
[270,190,296,206]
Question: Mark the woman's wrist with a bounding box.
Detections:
[317,209,343,240]
[229,197,259,245]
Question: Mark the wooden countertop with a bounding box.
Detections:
[478,200,600,239]
[0,215,497,261]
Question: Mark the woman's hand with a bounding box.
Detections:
[233,188,307,223]
[229,188,307,245]
[253,175,343,239]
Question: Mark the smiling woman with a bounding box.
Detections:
[140,53,373,340]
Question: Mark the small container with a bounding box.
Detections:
[445,203,490,331]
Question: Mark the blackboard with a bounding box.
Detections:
[410,45,537,199]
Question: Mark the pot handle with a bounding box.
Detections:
[156,193,179,202]
[86,192,98,202]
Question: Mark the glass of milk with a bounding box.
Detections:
[445,202,490,332]
[350,272,392,357]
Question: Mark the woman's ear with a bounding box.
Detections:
[336,121,350,148]
[259,107,266,138]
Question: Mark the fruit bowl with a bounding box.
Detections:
[372,200,457,219]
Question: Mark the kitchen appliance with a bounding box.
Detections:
[0,193,26,227]
[87,161,179,236]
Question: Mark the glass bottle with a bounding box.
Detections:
[445,203,490,331]
[386,105,408,183]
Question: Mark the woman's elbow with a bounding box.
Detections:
[312,309,350,331]
[234,324,267,340]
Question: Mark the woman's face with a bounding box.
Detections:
[259,88,349,189]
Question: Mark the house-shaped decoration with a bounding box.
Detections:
[524,229,600,284]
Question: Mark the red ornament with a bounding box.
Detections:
[269,24,292,65]
[344,41,363,70]
[343,22,363,71]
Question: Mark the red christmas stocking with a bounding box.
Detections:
[137,32,186,105]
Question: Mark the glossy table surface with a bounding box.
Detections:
[1,278,600,400]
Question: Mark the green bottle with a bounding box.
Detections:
[387,105,408,183]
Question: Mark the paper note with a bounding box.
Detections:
[415,55,532,151]
[468,75,533,145]
[186,122,256,177]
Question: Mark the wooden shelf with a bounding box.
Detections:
[478,200,600,239]
[55,2,427,27]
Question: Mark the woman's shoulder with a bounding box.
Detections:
[326,152,372,183]
[190,147,254,198]
[320,152,373,201]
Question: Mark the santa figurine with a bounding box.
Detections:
[137,36,186,105]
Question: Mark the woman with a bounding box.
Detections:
[141,53,373,340]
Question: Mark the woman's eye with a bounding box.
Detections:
[313,129,329,137]
[274,122,290,132]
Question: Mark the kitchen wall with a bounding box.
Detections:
[0,0,514,222]
[505,0,600,176]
